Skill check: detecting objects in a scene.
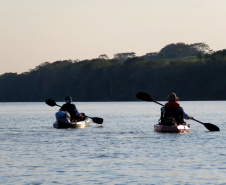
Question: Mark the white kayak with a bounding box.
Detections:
[53,116,91,129]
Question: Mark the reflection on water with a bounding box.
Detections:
[0,101,225,184]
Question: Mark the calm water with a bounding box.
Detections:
[0,101,226,185]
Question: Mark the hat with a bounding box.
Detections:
[65,96,72,101]
[166,92,179,102]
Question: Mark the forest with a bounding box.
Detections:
[0,42,226,102]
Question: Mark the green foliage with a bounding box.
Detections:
[0,43,225,101]
[197,52,205,61]
[144,42,211,60]
[114,52,136,62]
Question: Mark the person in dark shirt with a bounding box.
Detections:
[160,92,193,125]
[60,96,84,121]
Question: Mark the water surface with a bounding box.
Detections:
[0,101,225,184]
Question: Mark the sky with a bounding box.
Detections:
[0,0,226,75]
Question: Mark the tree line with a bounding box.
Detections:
[0,42,226,102]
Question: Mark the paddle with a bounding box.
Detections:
[136,92,164,106]
[136,92,220,131]
[191,118,220,131]
[45,99,103,124]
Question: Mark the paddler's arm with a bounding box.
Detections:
[74,106,82,117]
[179,107,193,119]
[160,106,165,112]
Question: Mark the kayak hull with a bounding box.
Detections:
[53,117,91,129]
[154,123,190,133]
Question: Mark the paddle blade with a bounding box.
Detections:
[136,92,153,102]
[45,99,57,107]
[204,123,220,131]
[90,117,103,124]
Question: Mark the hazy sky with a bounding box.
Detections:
[1,0,226,75]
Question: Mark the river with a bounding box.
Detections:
[0,101,225,184]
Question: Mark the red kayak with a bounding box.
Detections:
[154,123,190,133]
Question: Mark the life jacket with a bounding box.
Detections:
[165,102,180,108]
[161,102,184,125]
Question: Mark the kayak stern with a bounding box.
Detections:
[154,123,190,133]
[53,117,91,129]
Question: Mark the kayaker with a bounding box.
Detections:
[60,96,84,121]
[160,92,193,125]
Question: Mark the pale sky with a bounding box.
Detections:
[0,0,226,75]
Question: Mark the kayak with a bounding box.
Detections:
[154,123,190,133]
[53,116,91,129]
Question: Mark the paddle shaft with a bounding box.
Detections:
[192,118,203,124]
[152,100,164,106]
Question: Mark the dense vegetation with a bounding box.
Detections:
[1,42,226,102]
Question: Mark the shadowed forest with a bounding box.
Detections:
[1,42,226,102]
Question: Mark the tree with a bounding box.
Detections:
[159,42,212,59]
[124,56,146,65]
[191,43,211,53]
[197,52,204,61]
[99,54,109,60]
[1,42,226,102]
[144,52,159,59]
[114,52,136,62]
[160,52,165,58]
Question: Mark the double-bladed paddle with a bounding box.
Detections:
[136,92,220,131]
[45,99,103,124]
